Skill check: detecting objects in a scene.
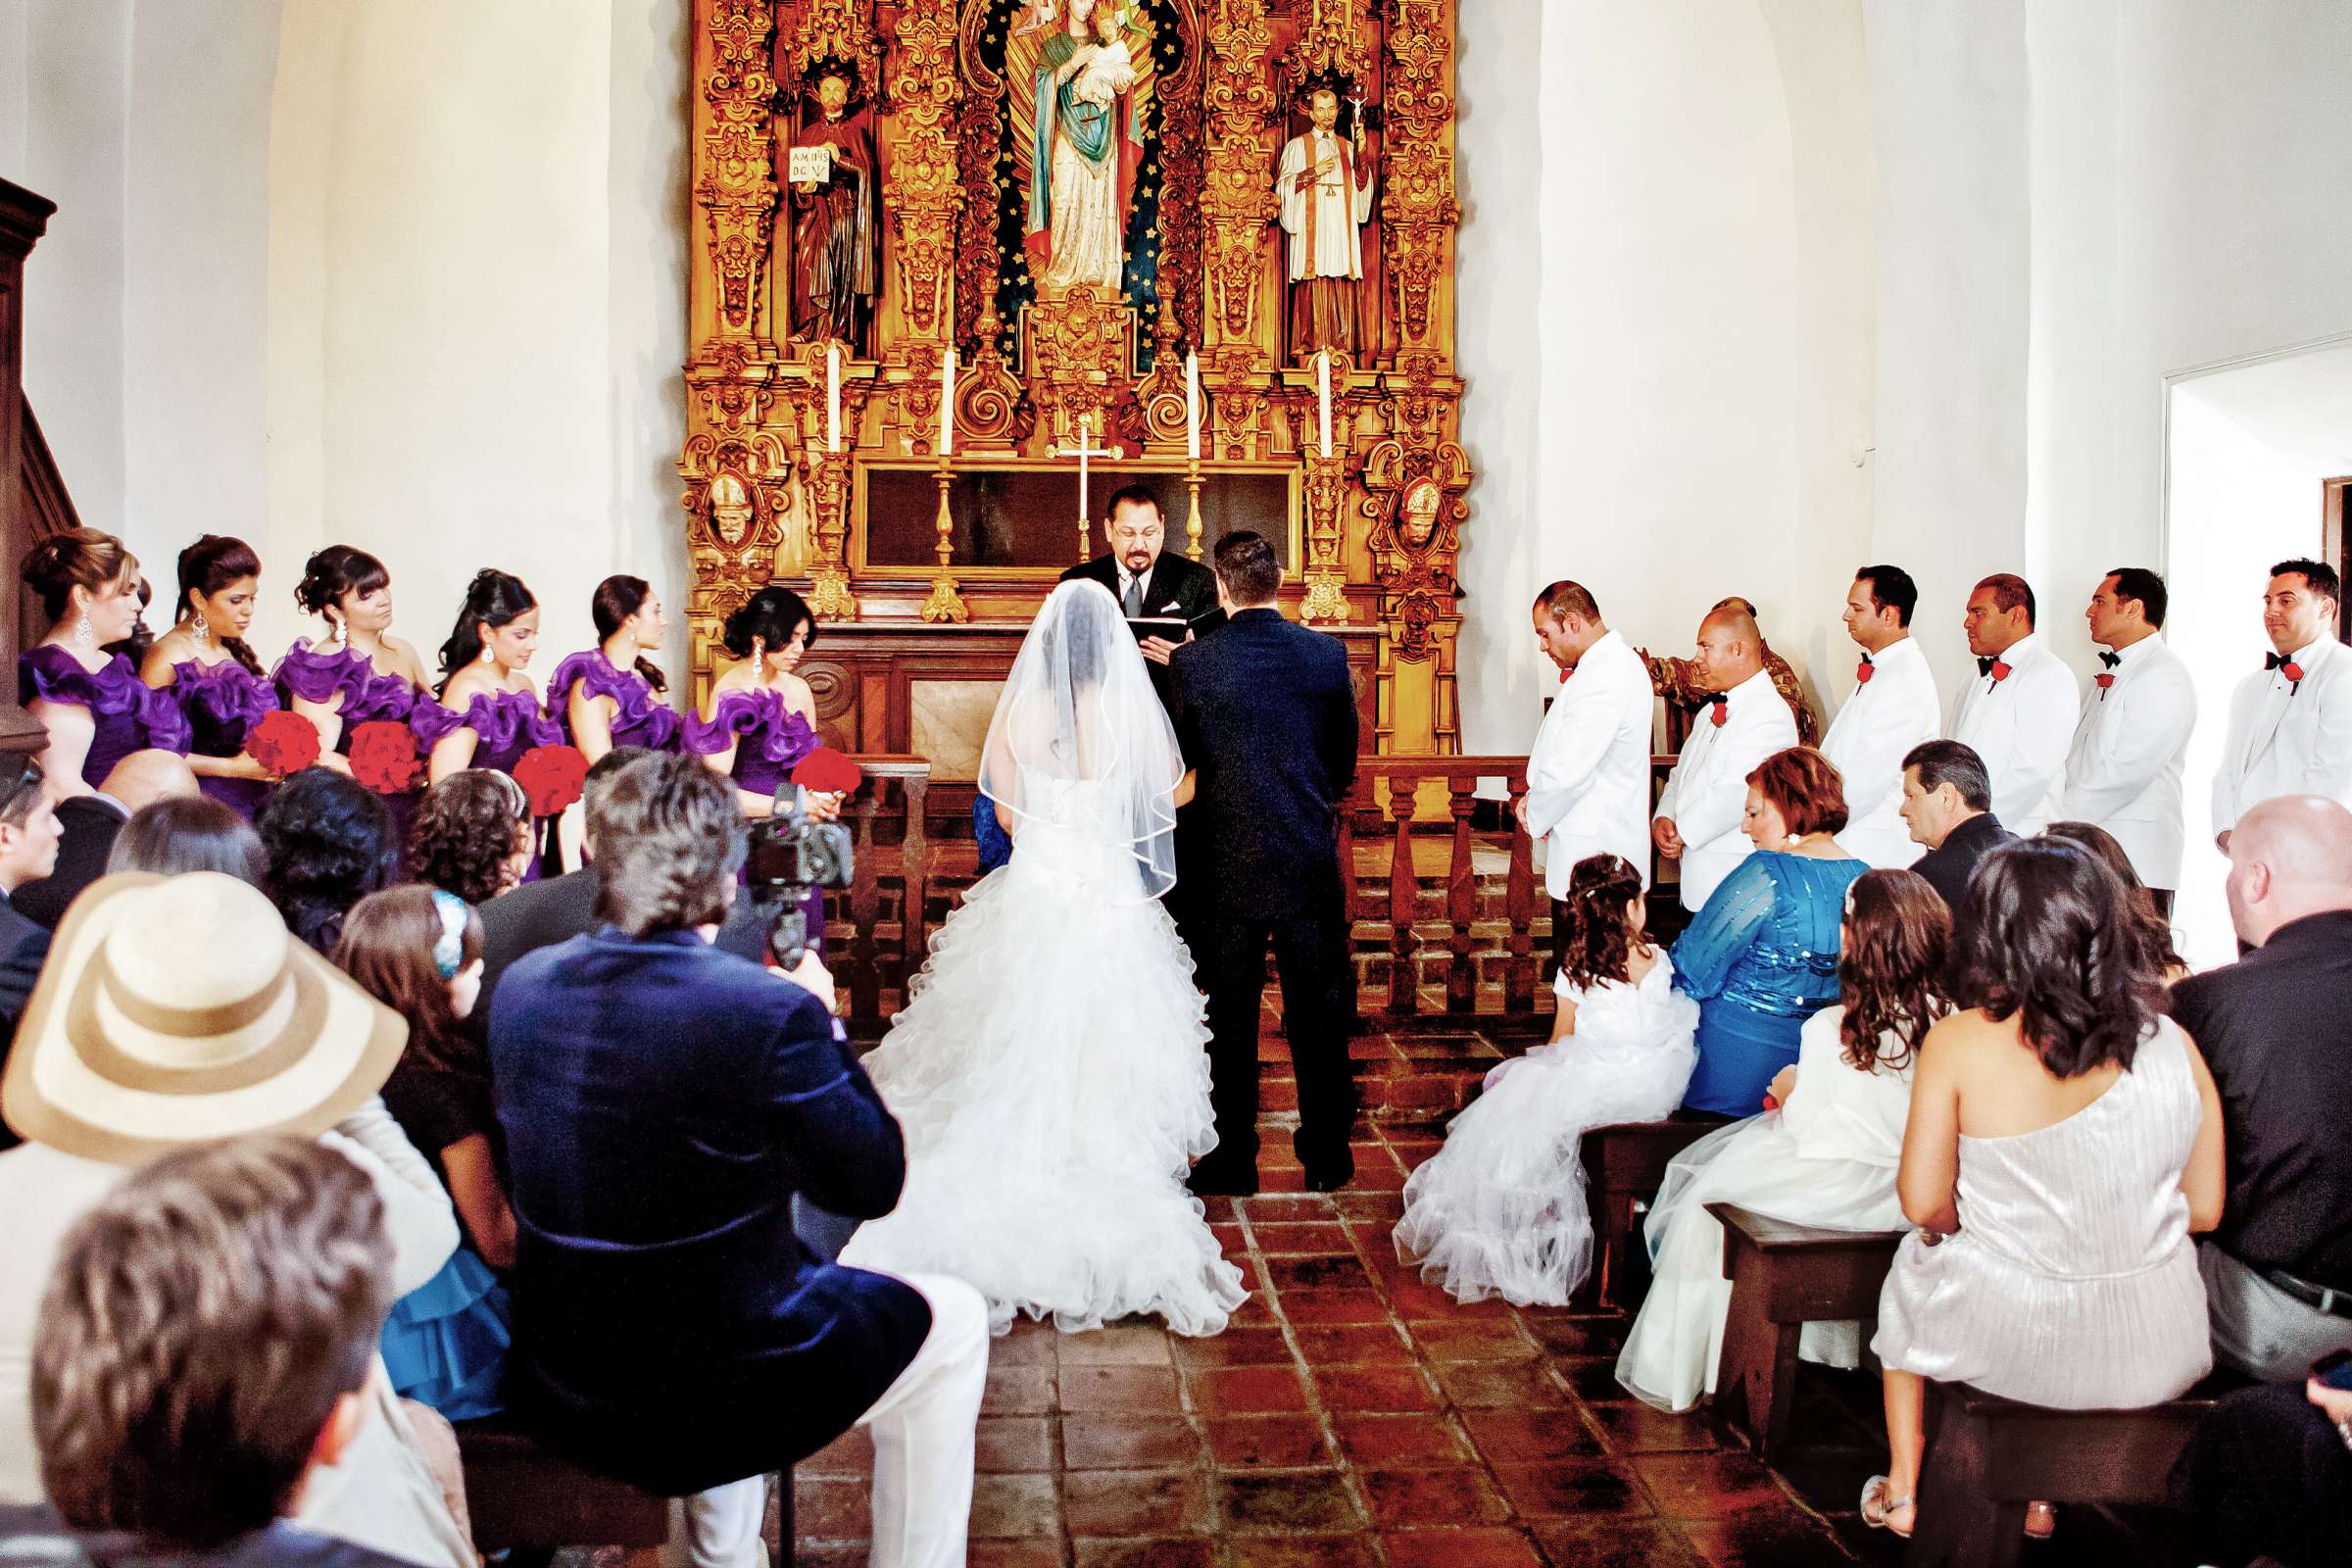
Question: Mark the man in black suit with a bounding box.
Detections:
[1059,483,1224,708]
[1898,739,2015,960]
[12,750,200,930]
[0,755,64,1150]
[1170,531,1358,1193]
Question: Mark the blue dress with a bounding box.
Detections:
[1672,852,1868,1116]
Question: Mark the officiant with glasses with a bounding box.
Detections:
[1060,485,1223,709]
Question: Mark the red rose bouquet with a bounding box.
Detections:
[514,744,590,818]
[349,720,425,795]
[243,710,322,778]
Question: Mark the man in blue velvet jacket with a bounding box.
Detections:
[489,753,988,1568]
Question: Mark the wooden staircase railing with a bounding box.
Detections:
[0,177,63,754]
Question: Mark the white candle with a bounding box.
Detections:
[1078,414,1091,523]
[1316,351,1334,459]
[826,343,842,453]
[1185,349,1200,462]
[939,346,956,457]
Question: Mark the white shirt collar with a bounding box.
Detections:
[1867,635,1923,668]
[2290,635,2336,666]
[1727,666,1777,705]
[2104,632,2160,671]
[2003,631,2043,665]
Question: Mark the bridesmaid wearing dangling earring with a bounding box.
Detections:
[276,545,434,849]
[139,535,280,820]
[548,575,680,763]
[18,528,190,795]
[413,570,561,879]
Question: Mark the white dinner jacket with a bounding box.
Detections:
[1818,636,1940,869]
[2210,635,2352,837]
[2056,634,2196,890]
[1654,666,1797,912]
[1524,629,1656,898]
[1947,631,2077,835]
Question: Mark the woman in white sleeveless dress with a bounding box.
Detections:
[843,582,1247,1336]
[1393,854,1697,1305]
[1618,868,1951,1410]
[1860,839,2224,1541]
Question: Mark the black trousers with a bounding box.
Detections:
[1200,904,1358,1175]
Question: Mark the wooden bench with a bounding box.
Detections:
[1706,1201,1906,1461]
[456,1420,792,1558]
[1906,1380,2218,1567]
[1573,1117,1717,1307]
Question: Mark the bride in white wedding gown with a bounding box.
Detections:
[842,581,1249,1336]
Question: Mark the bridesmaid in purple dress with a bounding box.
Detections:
[139,535,280,819]
[276,546,436,849]
[684,585,845,950]
[414,570,562,879]
[18,528,190,794]
[548,575,680,762]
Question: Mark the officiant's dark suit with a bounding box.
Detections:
[1170,536,1359,1193]
[1058,548,1223,707]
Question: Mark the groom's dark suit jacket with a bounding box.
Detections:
[1168,607,1357,920]
[1060,550,1224,708]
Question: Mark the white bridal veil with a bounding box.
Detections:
[979,579,1184,903]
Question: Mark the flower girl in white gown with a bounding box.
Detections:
[1616,869,1951,1410]
[842,582,1247,1336]
[1393,854,1699,1305]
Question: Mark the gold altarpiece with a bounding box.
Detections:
[680,0,1467,770]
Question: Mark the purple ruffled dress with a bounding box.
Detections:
[547,650,681,754]
[18,645,191,789]
[683,685,826,954]
[169,659,280,819]
[274,640,431,851]
[411,688,565,882]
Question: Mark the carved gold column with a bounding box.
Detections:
[1299,450,1348,622]
[805,441,857,619]
[1200,0,1279,462]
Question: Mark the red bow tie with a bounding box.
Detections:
[1706,693,1730,727]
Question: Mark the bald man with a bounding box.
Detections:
[2171,795,2352,1380]
[1650,607,1799,912]
[11,749,200,930]
[1645,595,1818,746]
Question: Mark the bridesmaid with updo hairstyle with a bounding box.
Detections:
[413,570,561,878]
[277,544,435,847]
[547,574,679,762]
[684,584,831,820]
[18,527,189,794]
[139,535,280,818]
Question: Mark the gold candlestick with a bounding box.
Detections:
[1298,447,1348,624]
[1184,452,1205,563]
[805,442,858,620]
[918,455,968,623]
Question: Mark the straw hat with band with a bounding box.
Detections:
[1,871,407,1165]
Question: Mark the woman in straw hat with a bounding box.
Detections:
[0,871,473,1568]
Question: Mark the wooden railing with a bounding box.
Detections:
[836,756,933,1032]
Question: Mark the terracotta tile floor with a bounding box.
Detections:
[778,1018,2182,1567]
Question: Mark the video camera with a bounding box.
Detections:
[745,784,856,969]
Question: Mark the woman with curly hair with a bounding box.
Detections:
[256,767,398,954]
[1860,839,2225,1541]
[1618,868,1951,1412]
[2041,818,2187,981]
[1392,853,1699,1306]
[411,770,531,906]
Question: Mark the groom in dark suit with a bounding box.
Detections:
[1060,484,1223,709]
[1170,531,1360,1194]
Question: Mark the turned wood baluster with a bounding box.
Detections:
[848,786,883,1022]
[899,772,931,996]
[1387,775,1419,1016]
[1504,775,1538,1013]
[1446,777,1477,1013]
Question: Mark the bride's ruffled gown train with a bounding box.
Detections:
[842,770,1249,1337]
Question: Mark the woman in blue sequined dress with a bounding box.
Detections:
[18,528,189,793]
[140,535,280,819]
[414,570,563,881]
[1673,747,1867,1116]
[548,574,680,761]
[276,546,437,849]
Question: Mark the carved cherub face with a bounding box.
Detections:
[710,473,754,548]
[816,74,850,119]
[1309,89,1341,132]
[1400,480,1442,550]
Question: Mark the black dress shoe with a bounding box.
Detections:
[1187,1164,1257,1198]
[1302,1157,1353,1193]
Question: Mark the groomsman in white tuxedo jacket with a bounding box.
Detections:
[1949,573,2077,835]
[1518,581,1656,895]
[1652,605,1798,912]
[2058,567,2196,908]
[1818,564,1940,868]
[2212,558,2352,849]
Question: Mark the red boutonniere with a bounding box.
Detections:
[243,710,321,778]
[1558,664,1572,685]
[1989,660,2013,683]
[514,745,590,818]
[2283,661,2306,687]
[791,746,864,796]
[2094,672,2115,694]
[1854,660,1874,686]
[1707,697,1730,728]
[348,720,424,795]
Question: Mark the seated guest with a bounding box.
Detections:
[491,754,987,1568]
[13,750,200,928]
[1395,853,1698,1305]
[0,756,61,1153]
[1897,739,2013,956]
[2042,818,2185,978]
[337,887,512,1419]
[1672,747,1866,1115]
[17,528,190,795]
[105,795,269,884]
[411,769,531,905]
[2171,1373,2352,1568]
[259,768,399,955]
[1620,869,1950,1411]
[2171,794,2352,1382]
[1861,839,2223,1541]
[0,1136,419,1568]
[0,871,470,1568]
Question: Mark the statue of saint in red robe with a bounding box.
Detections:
[788,72,880,351]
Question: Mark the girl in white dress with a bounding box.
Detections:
[1393,854,1698,1306]
[843,583,1246,1336]
[1616,869,1951,1411]
[1861,839,2224,1541]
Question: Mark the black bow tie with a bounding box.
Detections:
[2098,651,2121,669]
[2268,652,2292,670]
[1704,692,1729,709]
[1859,651,1874,667]
[1976,656,1994,676]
